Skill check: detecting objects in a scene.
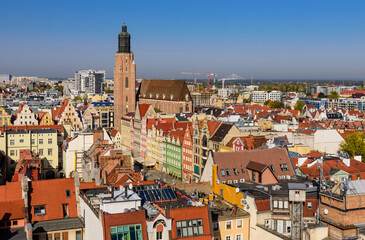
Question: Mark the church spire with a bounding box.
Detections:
[118,24,131,53]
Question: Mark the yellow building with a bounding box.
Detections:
[257,120,274,131]
[38,112,54,125]
[219,145,233,152]
[0,127,62,178]
[287,144,310,155]
[0,106,12,126]
[211,199,250,240]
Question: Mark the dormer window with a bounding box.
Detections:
[143,93,146,98]
[171,94,174,100]
[149,93,153,98]
[163,93,166,99]
[156,93,159,98]
[185,94,189,101]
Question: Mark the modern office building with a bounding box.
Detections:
[75,69,105,94]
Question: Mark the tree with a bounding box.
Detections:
[339,132,365,159]
[73,96,81,102]
[264,100,271,106]
[317,92,326,98]
[268,100,284,109]
[104,86,110,94]
[82,94,88,101]
[294,100,306,110]
[54,85,64,92]
[328,91,339,99]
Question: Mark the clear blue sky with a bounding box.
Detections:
[1,0,365,80]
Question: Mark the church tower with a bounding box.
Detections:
[114,24,136,131]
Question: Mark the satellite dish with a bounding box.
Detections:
[324,208,329,215]
[235,188,240,193]
[128,183,133,190]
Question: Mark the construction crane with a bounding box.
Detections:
[179,71,217,91]
[218,73,245,90]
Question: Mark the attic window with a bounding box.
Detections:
[143,93,146,98]
[149,93,153,98]
[163,93,166,99]
[156,93,159,98]
[185,94,189,101]
[34,205,46,216]
[220,169,225,177]
[280,164,288,171]
[241,169,245,174]
[233,168,239,175]
[66,190,70,198]
[171,94,174,100]
[225,169,231,176]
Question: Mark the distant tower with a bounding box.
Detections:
[114,24,136,131]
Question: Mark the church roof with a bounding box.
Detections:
[137,79,192,102]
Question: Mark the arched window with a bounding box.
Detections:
[125,77,129,88]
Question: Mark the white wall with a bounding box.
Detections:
[80,198,104,240]
[314,129,344,154]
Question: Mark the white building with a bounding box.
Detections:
[75,69,105,94]
[268,91,282,102]
[251,91,282,103]
[13,103,38,126]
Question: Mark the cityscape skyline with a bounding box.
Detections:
[1,0,365,80]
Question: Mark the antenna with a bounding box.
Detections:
[251,73,253,85]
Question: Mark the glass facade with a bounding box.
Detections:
[110,224,143,240]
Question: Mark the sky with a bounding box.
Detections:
[1,0,365,80]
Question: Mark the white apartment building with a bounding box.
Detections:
[251,91,282,103]
[75,69,105,94]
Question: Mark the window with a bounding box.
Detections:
[226,236,231,240]
[66,190,70,198]
[280,164,288,171]
[48,149,52,156]
[221,169,226,177]
[265,219,270,228]
[286,220,291,233]
[10,150,15,156]
[226,221,232,230]
[39,149,43,156]
[125,77,129,88]
[273,200,278,208]
[19,139,24,143]
[10,140,14,145]
[358,174,361,180]
[111,224,143,240]
[307,202,312,209]
[48,138,52,144]
[156,232,162,240]
[236,219,242,228]
[54,233,60,240]
[252,171,255,181]
[225,169,231,176]
[278,200,283,209]
[63,204,69,218]
[236,234,242,240]
[233,168,239,175]
[31,139,35,145]
[76,231,82,240]
[213,222,219,231]
[39,139,43,144]
[284,201,288,209]
[176,219,203,238]
[34,205,46,216]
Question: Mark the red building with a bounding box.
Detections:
[182,125,194,183]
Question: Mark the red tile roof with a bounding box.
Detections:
[0,200,25,220]
[0,124,63,133]
[255,199,271,212]
[0,182,22,201]
[139,104,151,118]
[29,178,78,222]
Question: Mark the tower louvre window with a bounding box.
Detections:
[125,77,129,88]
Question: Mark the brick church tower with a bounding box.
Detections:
[114,24,136,131]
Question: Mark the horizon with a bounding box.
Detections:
[1,0,365,80]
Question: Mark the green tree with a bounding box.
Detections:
[317,92,326,98]
[328,91,339,99]
[104,86,110,94]
[264,100,271,106]
[268,100,284,109]
[294,100,306,110]
[73,96,81,102]
[339,132,365,159]
[54,85,64,92]
[82,94,88,101]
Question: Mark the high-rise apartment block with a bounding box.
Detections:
[75,69,105,94]
[114,25,136,131]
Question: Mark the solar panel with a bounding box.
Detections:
[138,187,176,202]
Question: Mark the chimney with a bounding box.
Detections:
[72,171,81,217]
[125,184,128,199]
